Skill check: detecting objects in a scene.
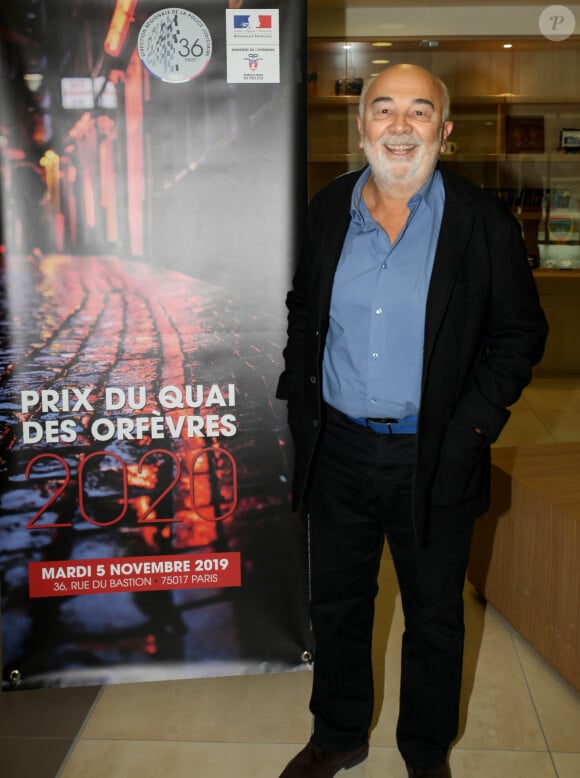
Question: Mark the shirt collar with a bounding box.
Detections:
[350,165,442,229]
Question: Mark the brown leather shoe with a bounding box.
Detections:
[407,764,450,778]
[279,741,369,777]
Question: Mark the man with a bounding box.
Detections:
[276,64,548,778]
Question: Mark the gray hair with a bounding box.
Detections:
[358,70,451,122]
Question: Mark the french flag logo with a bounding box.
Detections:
[233,14,272,30]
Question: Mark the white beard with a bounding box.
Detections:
[361,132,439,190]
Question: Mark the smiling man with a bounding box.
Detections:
[276,65,548,778]
[358,65,452,201]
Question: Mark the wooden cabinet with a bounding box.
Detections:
[533,270,580,375]
[468,443,580,690]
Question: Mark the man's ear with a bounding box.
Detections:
[440,120,454,150]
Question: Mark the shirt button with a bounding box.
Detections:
[375,307,383,315]
[371,352,379,359]
[381,262,387,269]
[310,375,317,384]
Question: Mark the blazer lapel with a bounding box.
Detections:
[423,171,477,370]
[317,174,358,320]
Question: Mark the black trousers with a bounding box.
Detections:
[307,406,474,770]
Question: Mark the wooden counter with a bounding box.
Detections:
[533,270,580,375]
[468,443,579,690]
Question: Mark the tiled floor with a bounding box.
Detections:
[1,376,579,777]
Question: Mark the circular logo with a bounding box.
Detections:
[539,5,576,41]
[137,8,212,83]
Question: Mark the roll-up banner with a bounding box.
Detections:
[0,0,310,689]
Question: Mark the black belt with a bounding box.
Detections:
[347,414,418,435]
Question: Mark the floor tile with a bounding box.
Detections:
[537,410,580,442]
[455,592,547,751]
[495,408,553,446]
[59,740,565,778]
[60,740,317,778]
[0,737,75,778]
[511,632,580,752]
[81,670,313,743]
[523,378,580,412]
[509,390,534,410]
[450,748,557,777]
[0,686,100,737]
[496,375,580,446]
[552,752,580,778]
[60,741,408,778]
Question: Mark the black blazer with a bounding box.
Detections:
[277,166,548,543]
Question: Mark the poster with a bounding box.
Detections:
[0,0,310,689]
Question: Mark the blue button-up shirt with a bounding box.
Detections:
[322,166,445,419]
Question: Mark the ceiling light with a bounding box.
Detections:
[504,43,513,49]
[372,42,392,47]
[372,59,390,65]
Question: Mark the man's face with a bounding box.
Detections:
[357,65,453,191]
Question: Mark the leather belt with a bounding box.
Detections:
[347,414,418,435]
